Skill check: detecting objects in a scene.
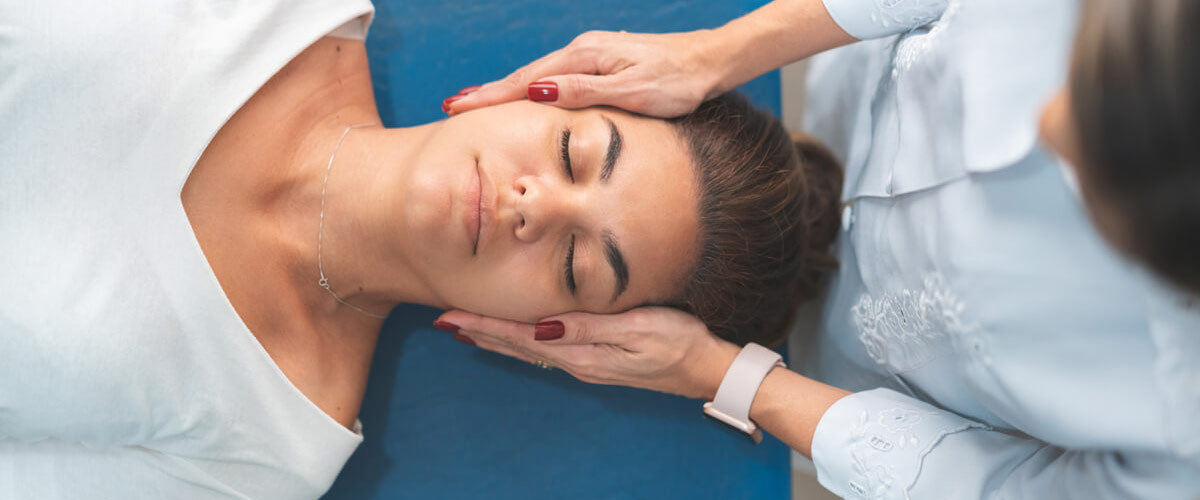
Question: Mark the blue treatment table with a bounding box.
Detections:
[324,2,787,499]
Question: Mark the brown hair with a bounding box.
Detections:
[1070,0,1200,293]
[665,93,842,346]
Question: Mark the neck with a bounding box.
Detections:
[278,115,442,319]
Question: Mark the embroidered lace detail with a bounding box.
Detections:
[845,405,976,499]
[870,0,949,33]
[891,0,960,77]
[878,408,924,448]
[853,273,987,372]
[849,410,899,499]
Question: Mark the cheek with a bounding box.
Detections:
[403,170,451,231]
[445,248,569,322]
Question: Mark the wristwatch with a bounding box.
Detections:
[702,342,785,444]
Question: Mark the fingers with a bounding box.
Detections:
[446,45,593,114]
[535,310,644,346]
[458,331,539,365]
[523,73,642,111]
[437,310,534,341]
[446,29,665,115]
[435,310,622,380]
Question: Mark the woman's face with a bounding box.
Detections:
[396,101,701,322]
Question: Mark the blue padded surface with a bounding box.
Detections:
[324,2,786,499]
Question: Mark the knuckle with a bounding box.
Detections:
[502,67,533,89]
[573,30,606,46]
[566,77,594,100]
[624,308,654,331]
[571,320,594,343]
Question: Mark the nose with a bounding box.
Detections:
[510,175,581,242]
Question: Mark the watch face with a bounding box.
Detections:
[702,412,763,445]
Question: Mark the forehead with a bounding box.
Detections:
[580,109,700,311]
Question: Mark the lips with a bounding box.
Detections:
[464,158,495,255]
[465,159,482,254]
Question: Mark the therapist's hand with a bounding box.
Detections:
[435,307,741,400]
[444,0,858,118]
[444,30,729,118]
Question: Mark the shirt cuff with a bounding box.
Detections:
[810,388,988,499]
[821,0,950,40]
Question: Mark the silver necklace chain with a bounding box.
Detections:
[317,122,388,320]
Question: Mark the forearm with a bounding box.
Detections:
[707,0,856,95]
[696,339,849,456]
[748,366,850,457]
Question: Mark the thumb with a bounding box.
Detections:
[529,73,636,110]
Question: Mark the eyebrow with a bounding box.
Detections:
[603,230,629,303]
[600,116,622,183]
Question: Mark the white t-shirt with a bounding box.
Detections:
[0,1,374,498]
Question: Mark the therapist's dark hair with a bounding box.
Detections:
[1070,0,1200,293]
[665,93,842,346]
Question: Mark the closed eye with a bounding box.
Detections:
[564,234,577,295]
[560,129,574,182]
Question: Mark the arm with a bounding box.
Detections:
[809,388,1200,499]
[448,0,860,117]
[749,363,850,458]
[708,0,858,97]
[709,0,859,97]
[436,308,1200,499]
[437,307,850,456]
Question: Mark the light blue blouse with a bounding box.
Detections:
[803,1,1200,498]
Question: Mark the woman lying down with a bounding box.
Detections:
[0,1,840,498]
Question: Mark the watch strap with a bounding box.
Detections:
[702,343,785,443]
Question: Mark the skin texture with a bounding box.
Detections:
[183,37,701,428]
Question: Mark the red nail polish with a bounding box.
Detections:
[452,332,476,346]
[457,85,482,95]
[433,320,460,334]
[528,81,558,102]
[534,321,565,341]
[442,94,465,113]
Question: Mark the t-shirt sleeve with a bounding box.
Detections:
[328,13,373,40]
[821,0,949,40]
[810,388,1200,499]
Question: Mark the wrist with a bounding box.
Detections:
[709,0,858,95]
[695,339,741,401]
[704,24,756,95]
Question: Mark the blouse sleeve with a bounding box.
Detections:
[821,0,949,40]
[810,388,1200,499]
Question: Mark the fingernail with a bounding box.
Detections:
[457,85,482,95]
[433,320,460,334]
[452,332,476,346]
[528,81,558,102]
[441,94,466,113]
[534,321,565,341]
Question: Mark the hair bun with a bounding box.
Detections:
[791,132,843,256]
[789,132,842,316]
